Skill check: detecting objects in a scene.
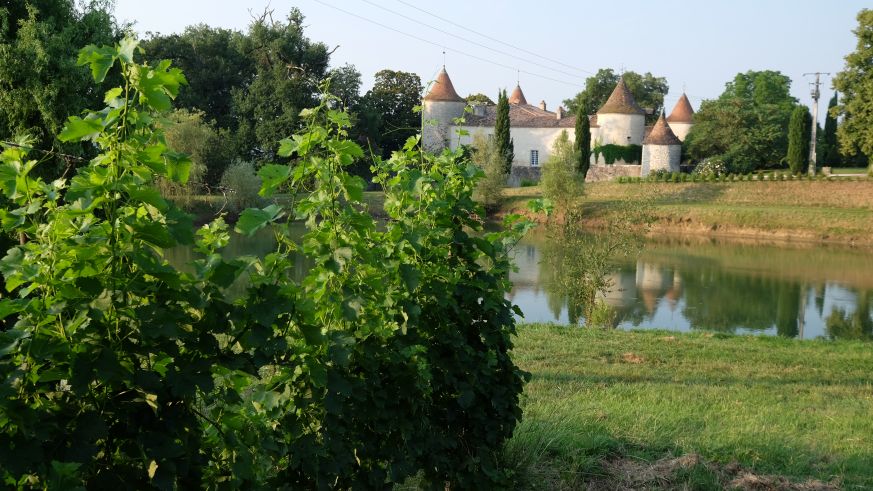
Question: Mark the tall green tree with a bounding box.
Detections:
[233,8,330,160]
[562,68,668,123]
[494,89,513,175]
[684,70,798,173]
[833,9,873,173]
[327,63,362,110]
[822,92,841,165]
[357,69,422,157]
[787,105,811,174]
[465,93,494,106]
[0,0,120,175]
[141,25,251,131]
[574,109,591,177]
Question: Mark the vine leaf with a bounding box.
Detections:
[235,204,283,236]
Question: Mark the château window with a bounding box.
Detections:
[530,150,539,167]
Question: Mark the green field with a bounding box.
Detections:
[502,180,873,245]
[506,325,873,490]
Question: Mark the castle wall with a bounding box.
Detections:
[641,144,681,176]
[422,100,466,153]
[595,113,645,146]
[584,163,641,182]
[668,122,692,142]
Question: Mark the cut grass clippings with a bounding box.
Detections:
[505,325,873,489]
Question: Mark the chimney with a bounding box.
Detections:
[556,106,564,120]
[539,100,547,111]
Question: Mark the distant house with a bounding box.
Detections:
[421,67,696,181]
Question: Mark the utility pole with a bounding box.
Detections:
[803,72,830,176]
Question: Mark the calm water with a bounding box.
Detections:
[511,231,873,340]
[167,227,873,341]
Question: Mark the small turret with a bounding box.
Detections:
[508,84,528,105]
[422,66,467,153]
[641,113,682,176]
[666,93,695,141]
[595,77,646,149]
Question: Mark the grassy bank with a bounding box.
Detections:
[501,180,873,245]
[506,325,873,489]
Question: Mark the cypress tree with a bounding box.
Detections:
[574,108,591,177]
[823,92,840,165]
[787,105,811,174]
[494,89,513,175]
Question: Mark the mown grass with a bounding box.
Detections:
[501,180,873,244]
[505,325,873,489]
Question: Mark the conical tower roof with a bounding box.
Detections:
[508,84,528,105]
[424,66,464,102]
[667,93,694,123]
[643,113,682,145]
[597,77,645,115]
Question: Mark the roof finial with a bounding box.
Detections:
[517,69,520,86]
[682,82,686,93]
[442,49,446,67]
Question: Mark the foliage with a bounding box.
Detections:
[0,39,530,489]
[541,131,582,211]
[692,158,728,176]
[684,70,798,173]
[141,24,251,131]
[787,106,811,174]
[833,9,873,174]
[465,93,494,106]
[826,292,873,341]
[0,0,120,177]
[327,63,362,110]
[159,109,235,191]
[563,68,669,123]
[822,92,841,165]
[495,89,514,175]
[219,161,263,211]
[575,108,591,177]
[356,69,422,158]
[233,8,331,160]
[592,143,642,165]
[471,133,505,213]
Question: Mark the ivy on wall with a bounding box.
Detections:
[592,144,642,165]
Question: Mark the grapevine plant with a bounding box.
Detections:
[0,39,529,489]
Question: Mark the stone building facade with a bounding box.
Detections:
[641,113,683,174]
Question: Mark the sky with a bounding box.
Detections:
[114,0,866,125]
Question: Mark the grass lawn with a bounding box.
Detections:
[501,180,873,245]
[506,325,873,489]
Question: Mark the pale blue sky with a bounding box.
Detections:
[114,1,865,124]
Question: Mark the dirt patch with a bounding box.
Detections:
[586,453,839,491]
[621,352,644,364]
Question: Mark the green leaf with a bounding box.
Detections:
[234,204,283,236]
[58,116,103,142]
[257,164,291,197]
[164,151,191,184]
[77,44,116,83]
[277,138,299,157]
[127,187,168,211]
[117,37,139,63]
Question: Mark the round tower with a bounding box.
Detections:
[666,93,695,141]
[641,113,682,176]
[422,66,466,153]
[595,77,646,152]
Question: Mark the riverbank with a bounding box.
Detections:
[500,180,873,245]
[506,325,873,489]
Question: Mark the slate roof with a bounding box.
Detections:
[463,103,577,128]
[643,113,682,145]
[667,93,694,123]
[597,77,645,115]
[424,67,464,102]
[508,84,528,105]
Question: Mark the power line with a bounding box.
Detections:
[394,0,595,76]
[357,0,588,81]
[310,0,583,88]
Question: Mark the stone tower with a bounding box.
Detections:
[641,113,682,176]
[422,66,466,153]
[595,77,646,148]
[666,93,695,141]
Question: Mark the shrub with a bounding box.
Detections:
[471,133,507,212]
[220,161,263,211]
[519,178,537,187]
[0,39,529,489]
[692,158,727,177]
[541,130,583,211]
[592,143,642,165]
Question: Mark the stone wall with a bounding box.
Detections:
[641,144,681,176]
[508,165,542,186]
[422,100,466,153]
[595,113,646,145]
[585,163,641,182]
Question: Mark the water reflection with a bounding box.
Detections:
[510,232,873,340]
